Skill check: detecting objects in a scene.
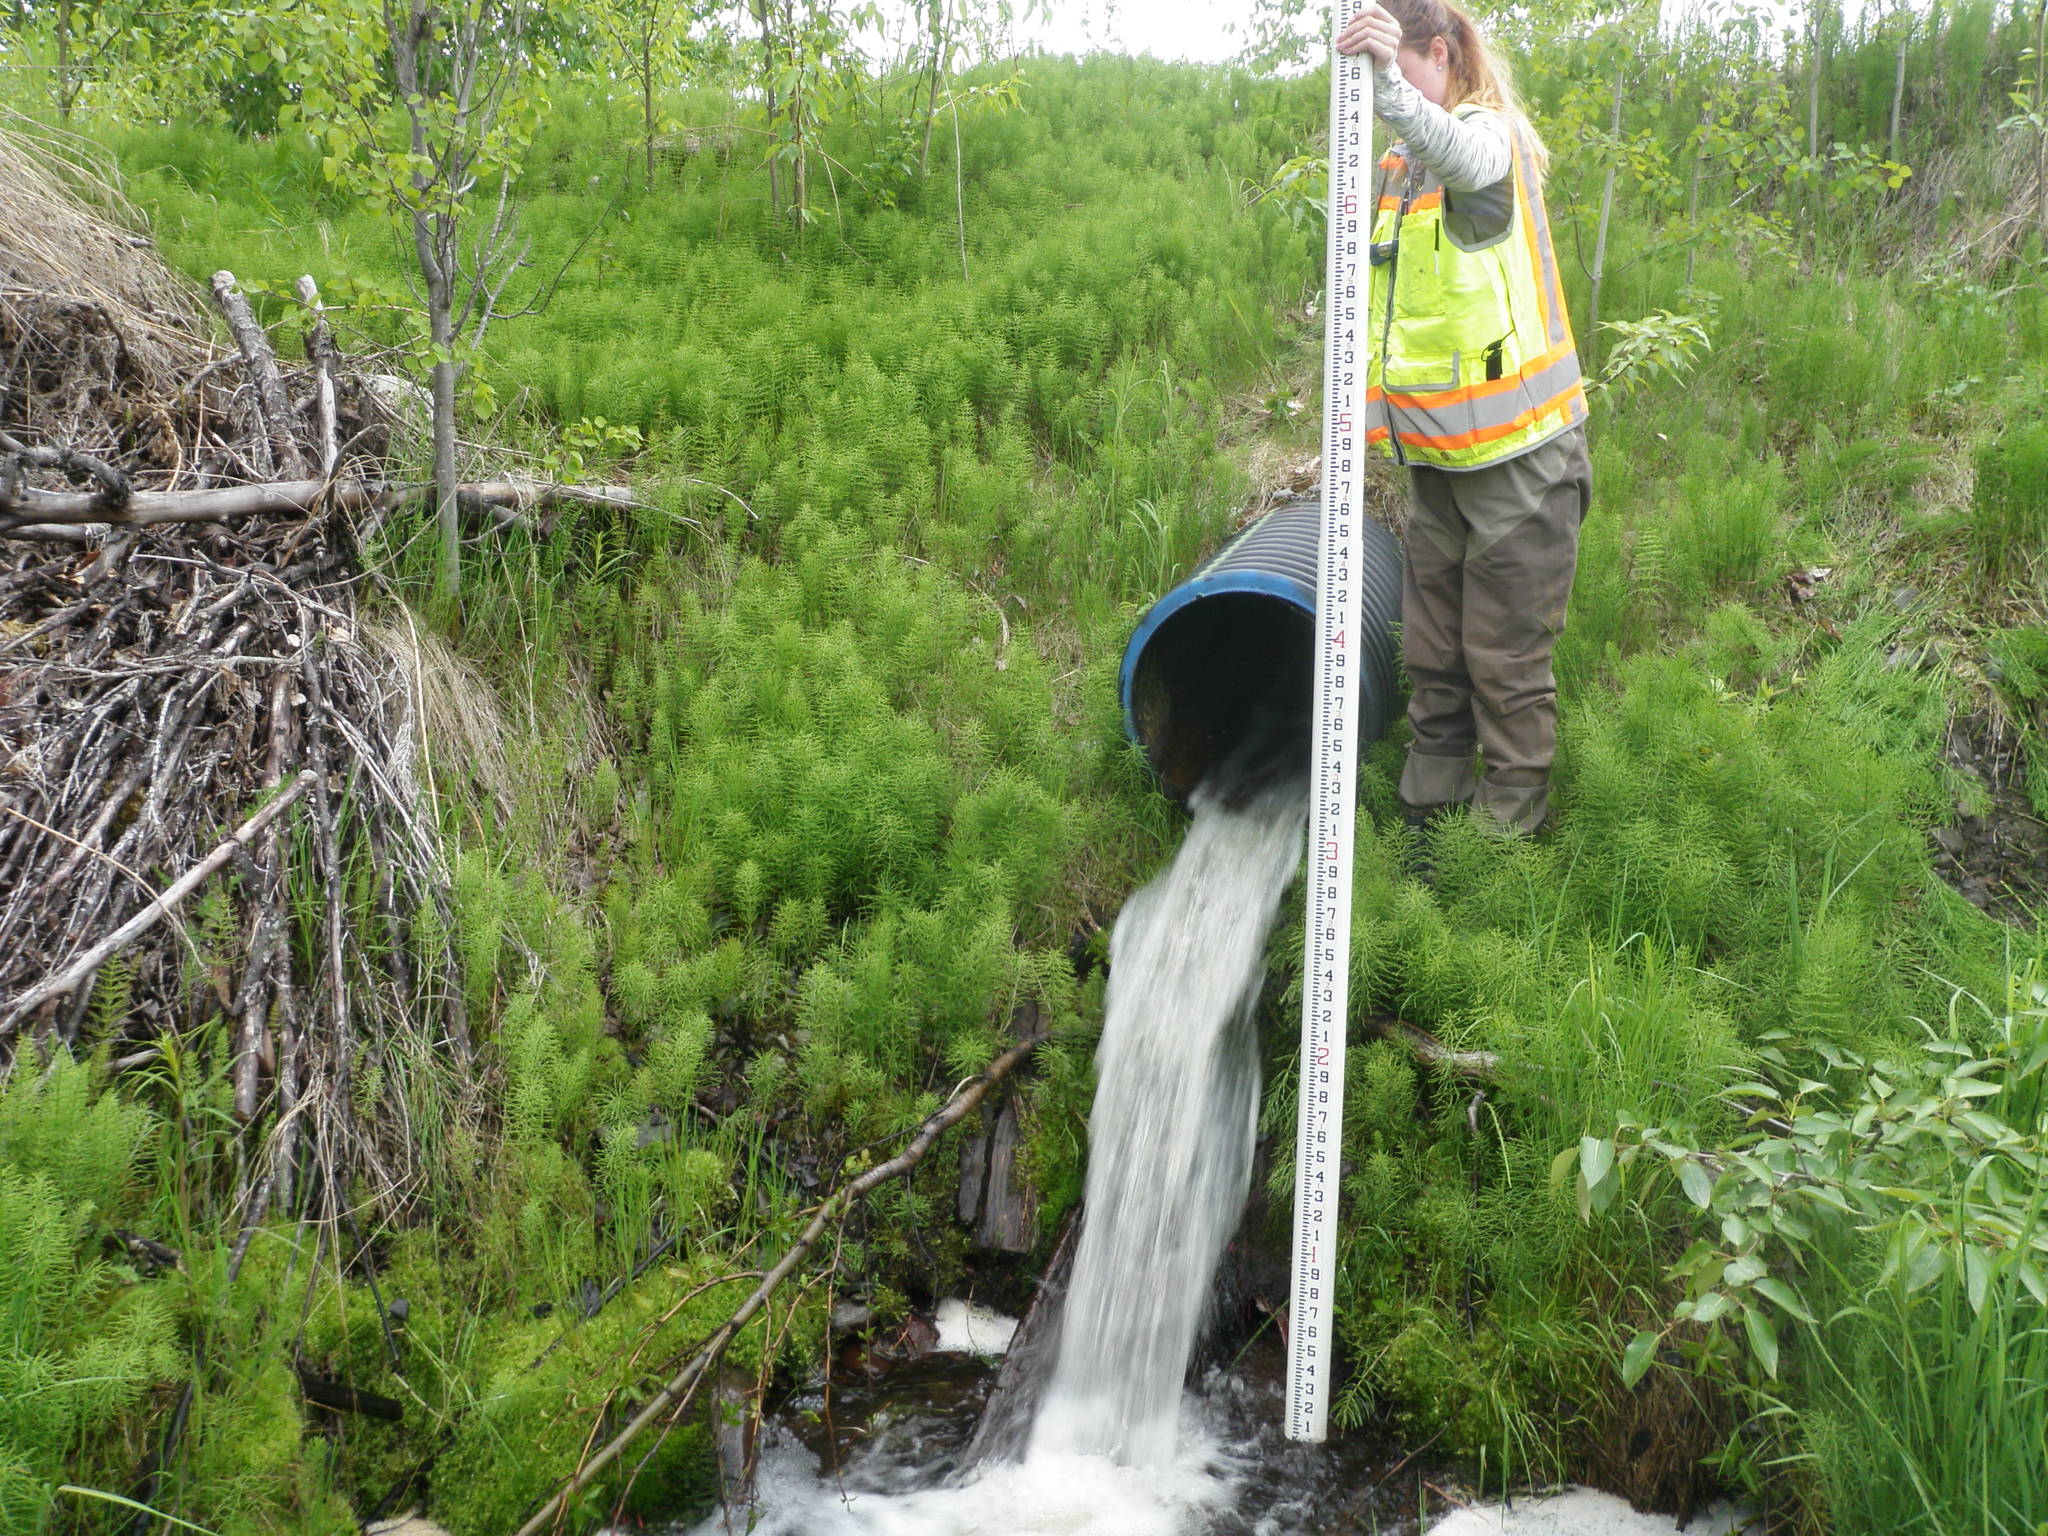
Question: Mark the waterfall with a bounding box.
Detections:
[686,776,1306,1535]
[1029,780,1305,1467]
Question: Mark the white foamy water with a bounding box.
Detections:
[692,1422,1241,1536]
[687,783,1305,1535]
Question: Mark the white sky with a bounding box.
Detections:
[1001,0,1828,67]
[1010,0,1255,64]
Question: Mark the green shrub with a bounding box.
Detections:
[1587,971,2048,1533]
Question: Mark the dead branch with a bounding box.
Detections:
[211,271,308,479]
[0,522,98,542]
[0,770,315,1039]
[0,426,130,509]
[510,1032,1049,1536]
[1363,1014,1502,1078]
[0,475,646,529]
[296,276,341,478]
[296,1366,405,1422]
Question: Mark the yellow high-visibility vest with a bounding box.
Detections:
[1365,107,1586,471]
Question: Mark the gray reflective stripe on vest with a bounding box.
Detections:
[1516,133,1570,350]
[1384,343,1584,440]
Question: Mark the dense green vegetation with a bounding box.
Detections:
[3,0,2046,1530]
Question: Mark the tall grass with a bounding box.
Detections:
[1971,424,2048,588]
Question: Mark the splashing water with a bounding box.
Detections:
[686,779,1306,1535]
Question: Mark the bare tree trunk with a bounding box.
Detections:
[642,22,656,190]
[429,298,460,608]
[1807,0,1823,158]
[1889,26,1907,162]
[791,0,807,229]
[1684,106,1711,294]
[393,2,466,606]
[919,0,947,175]
[1588,62,1624,360]
[384,0,534,608]
[952,92,969,280]
[55,0,72,118]
[2036,0,2048,235]
[755,0,780,216]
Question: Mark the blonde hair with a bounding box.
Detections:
[1383,0,1549,175]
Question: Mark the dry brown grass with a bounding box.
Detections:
[1897,128,2045,278]
[363,611,521,824]
[0,108,218,387]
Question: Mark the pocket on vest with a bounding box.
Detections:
[1384,347,1462,397]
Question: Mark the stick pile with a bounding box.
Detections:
[0,117,465,1227]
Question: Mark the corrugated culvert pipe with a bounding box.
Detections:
[1119,497,1404,803]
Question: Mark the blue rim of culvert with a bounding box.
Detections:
[1118,567,1317,749]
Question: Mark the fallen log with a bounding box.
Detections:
[0,475,645,530]
[1363,1014,1502,1078]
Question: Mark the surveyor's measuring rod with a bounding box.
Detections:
[1285,18,1372,1445]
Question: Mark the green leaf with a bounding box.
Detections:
[1724,1253,1767,1286]
[1963,1245,1991,1315]
[1753,1276,1816,1323]
[1550,1143,1580,1190]
[1693,1290,1733,1324]
[1580,1135,1615,1188]
[2016,1257,2047,1306]
[1679,1158,1714,1210]
[1586,1165,1620,1216]
[1743,1306,1780,1377]
[1905,1239,1947,1293]
[1960,1110,2011,1142]
[1620,1330,1660,1388]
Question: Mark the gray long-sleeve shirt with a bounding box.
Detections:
[1373,59,1511,193]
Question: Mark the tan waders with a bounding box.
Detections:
[1396,425,1592,836]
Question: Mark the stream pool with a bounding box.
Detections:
[671,1328,1429,1536]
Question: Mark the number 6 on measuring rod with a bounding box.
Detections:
[1285,14,1372,1446]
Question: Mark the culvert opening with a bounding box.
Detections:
[1125,591,1315,804]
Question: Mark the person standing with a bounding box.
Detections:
[1337,0,1591,841]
